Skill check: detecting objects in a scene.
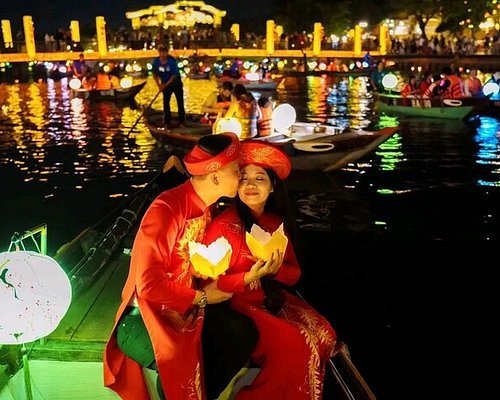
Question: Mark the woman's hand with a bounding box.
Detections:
[244,249,284,285]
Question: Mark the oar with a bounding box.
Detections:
[125,89,162,137]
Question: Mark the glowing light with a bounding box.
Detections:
[272,103,296,134]
[245,223,288,261]
[188,237,231,279]
[382,73,398,90]
[0,251,72,344]
[215,117,242,137]
[483,82,499,97]
[69,78,82,90]
[120,77,133,89]
[245,72,260,81]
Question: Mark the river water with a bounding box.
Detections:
[1,75,498,399]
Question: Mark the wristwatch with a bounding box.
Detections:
[197,290,208,308]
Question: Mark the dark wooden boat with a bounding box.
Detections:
[146,110,400,173]
[281,68,373,78]
[71,81,146,102]
[0,155,378,399]
[374,93,492,120]
[217,77,282,91]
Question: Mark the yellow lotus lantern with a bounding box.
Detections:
[245,223,288,261]
[0,250,72,344]
[188,237,232,279]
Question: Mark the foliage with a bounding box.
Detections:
[387,0,495,37]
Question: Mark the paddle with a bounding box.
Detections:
[125,89,162,137]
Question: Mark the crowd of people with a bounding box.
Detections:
[370,58,499,99]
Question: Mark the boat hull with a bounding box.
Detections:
[71,81,146,102]
[374,93,492,120]
[146,111,399,172]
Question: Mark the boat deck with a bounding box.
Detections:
[29,250,130,362]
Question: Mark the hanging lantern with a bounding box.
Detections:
[188,237,232,279]
[245,223,288,261]
[0,251,72,344]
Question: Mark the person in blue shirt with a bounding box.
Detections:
[71,53,87,80]
[152,46,186,129]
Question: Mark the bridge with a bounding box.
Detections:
[0,15,386,63]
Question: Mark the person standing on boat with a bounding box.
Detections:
[104,133,258,400]
[71,53,87,80]
[223,84,258,139]
[200,80,233,124]
[203,141,338,400]
[152,45,186,129]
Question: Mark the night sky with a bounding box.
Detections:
[0,0,271,35]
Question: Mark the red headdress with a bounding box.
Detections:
[240,141,291,180]
[183,132,240,175]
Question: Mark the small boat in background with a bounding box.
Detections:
[374,93,490,120]
[145,109,400,172]
[70,80,146,102]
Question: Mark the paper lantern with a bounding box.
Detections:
[245,223,288,261]
[0,251,72,344]
[188,237,232,279]
[245,72,260,82]
[120,76,133,88]
[69,78,82,90]
[272,103,296,134]
[382,73,398,90]
[483,82,499,97]
[214,117,242,137]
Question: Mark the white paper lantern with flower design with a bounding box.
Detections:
[0,251,72,344]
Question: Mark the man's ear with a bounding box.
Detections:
[210,171,219,185]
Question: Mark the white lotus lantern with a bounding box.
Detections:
[0,251,72,345]
[272,103,296,134]
[69,78,82,90]
[245,223,288,261]
[188,237,232,279]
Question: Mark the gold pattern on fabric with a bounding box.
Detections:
[185,362,203,400]
[280,300,336,400]
[176,212,211,284]
[242,147,274,164]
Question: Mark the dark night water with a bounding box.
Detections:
[1,75,499,399]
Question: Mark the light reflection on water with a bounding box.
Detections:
[1,75,500,248]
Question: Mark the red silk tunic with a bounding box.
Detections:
[204,206,337,400]
[104,180,210,400]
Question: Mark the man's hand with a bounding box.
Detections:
[204,280,232,304]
